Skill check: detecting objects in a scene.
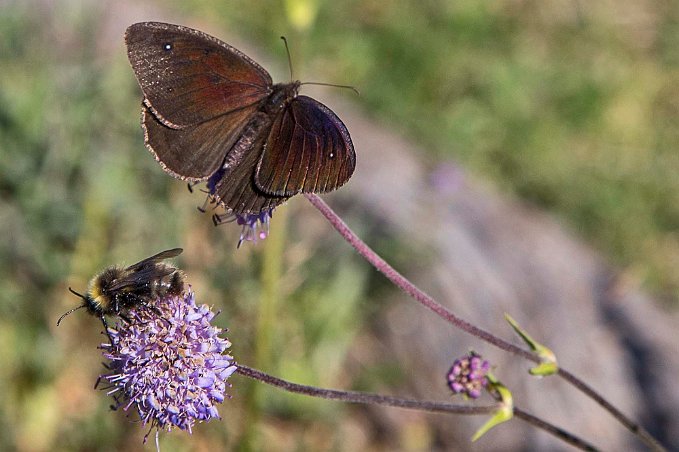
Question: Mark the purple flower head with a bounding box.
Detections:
[210,208,274,248]
[446,352,490,399]
[234,209,273,247]
[100,288,237,436]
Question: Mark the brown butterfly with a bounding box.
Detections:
[125,22,356,215]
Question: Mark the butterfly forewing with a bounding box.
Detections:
[126,22,272,128]
[255,95,355,196]
[143,103,260,179]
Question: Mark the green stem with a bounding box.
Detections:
[239,205,288,451]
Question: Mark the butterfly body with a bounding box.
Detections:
[265,82,301,112]
[126,22,355,215]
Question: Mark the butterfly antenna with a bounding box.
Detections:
[300,81,360,96]
[280,36,294,81]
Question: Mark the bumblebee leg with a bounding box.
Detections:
[94,374,105,390]
[100,315,115,345]
[146,303,163,317]
[110,392,122,411]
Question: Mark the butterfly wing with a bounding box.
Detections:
[211,118,290,214]
[254,95,355,196]
[142,103,259,179]
[125,22,272,128]
[126,22,355,213]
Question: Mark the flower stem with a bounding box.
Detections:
[236,364,493,414]
[240,206,289,449]
[236,364,599,451]
[556,367,666,452]
[304,193,535,360]
[305,193,666,452]
[512,408,598,451]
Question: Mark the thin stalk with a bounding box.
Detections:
[236,364,600,451]
[304,194,535,360]
[305,193,666,452]
[240,205,289,451]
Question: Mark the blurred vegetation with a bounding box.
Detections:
[192,0,679,301]
[0,0,676,450]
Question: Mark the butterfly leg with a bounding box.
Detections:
[197,189,218,213]
[212,211,236,226]
[187,181,202,193]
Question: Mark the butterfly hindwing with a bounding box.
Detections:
[211,119,290,214]
[255,95,355,196]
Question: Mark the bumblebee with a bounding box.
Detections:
[58,248,186,339]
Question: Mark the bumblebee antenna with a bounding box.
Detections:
[57,304,86,326]
[57,287,88,326]
[99,315,115,345]
[68,287,86,299]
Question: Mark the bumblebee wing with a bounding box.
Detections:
[126,248,183,271]
[107,265,177,292]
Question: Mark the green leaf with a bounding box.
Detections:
[472,374,513,441]
[505,313,558,376]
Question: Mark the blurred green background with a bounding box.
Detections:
[0,0,676,450]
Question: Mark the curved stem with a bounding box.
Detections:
[304,193,536,360]
[237,364,494,414]
[512,408,598,451]
[557,368,666,451]
[305,193,666,452]
[236,364,599,451]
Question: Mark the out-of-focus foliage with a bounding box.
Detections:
[0,0,676,450]
[190,0,679,301]
[0,2,371,449]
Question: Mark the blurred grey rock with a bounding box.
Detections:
[323,97,679,451]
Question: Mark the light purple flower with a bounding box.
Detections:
[446,352,490,399]
[210,208,274,247]
[100,288,236,435]
[234,209,273,247]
